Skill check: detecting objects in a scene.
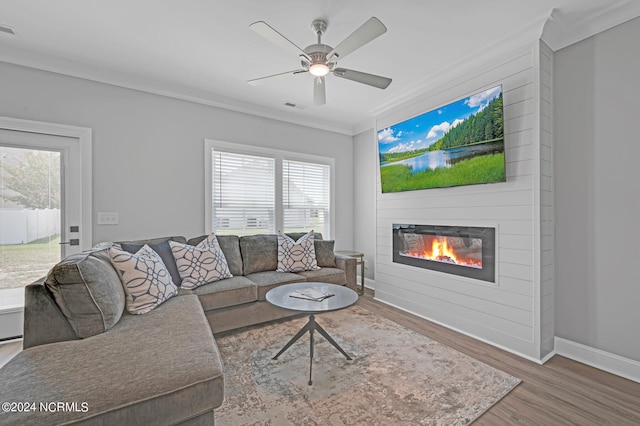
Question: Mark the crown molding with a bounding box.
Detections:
[0,45,354,136]
[542,0,640,51]
[352,117,376,135]
[368,14,548,120]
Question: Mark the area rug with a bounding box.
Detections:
[215,305,520,425]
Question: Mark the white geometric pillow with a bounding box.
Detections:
[276,231,321,272]
[169,233,232,289]
[108,245,178,315]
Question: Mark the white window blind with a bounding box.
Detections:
[283,159,330,237]
[212,150,275,235]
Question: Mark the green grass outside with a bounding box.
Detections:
[381,153,505,193]
[0,235,61,290]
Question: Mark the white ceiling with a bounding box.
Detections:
[1,0,639,135]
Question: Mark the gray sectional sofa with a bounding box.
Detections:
[0,233,356,425]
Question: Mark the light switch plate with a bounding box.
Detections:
[97,212,119,225]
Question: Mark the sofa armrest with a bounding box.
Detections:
[23,280,78,349]
[335,254,357,291]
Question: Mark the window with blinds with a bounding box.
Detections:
[283,159,330,237]
[212,151,275,235]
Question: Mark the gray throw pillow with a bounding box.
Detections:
[45,248,126,339]
[314,240,337,267]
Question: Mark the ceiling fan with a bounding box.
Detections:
[248,17,392,105]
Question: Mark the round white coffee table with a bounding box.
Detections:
[266,282,358,385]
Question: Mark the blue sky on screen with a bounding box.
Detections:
[378,85,502,154]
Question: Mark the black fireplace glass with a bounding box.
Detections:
[393,224,496,282]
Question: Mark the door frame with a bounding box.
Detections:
[0,116,91,339]
[0,116,92,250]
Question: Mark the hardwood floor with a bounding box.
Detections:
[2,290,638,425]
[355,288,640,425]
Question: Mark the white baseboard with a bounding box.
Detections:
[356,276,376,291]
[372,296,548,365]
[555,337,640,383]
[0,307,23,340]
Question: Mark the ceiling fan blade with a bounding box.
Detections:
[327,17,387,61]
[333,68,392,89]
[247,69,307,86]
[313,76,326,105]
[249,21,312,62]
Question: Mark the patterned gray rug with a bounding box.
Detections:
[215,305,520,425]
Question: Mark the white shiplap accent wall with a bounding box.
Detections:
[375,43,547,360]
[538,40,555,358]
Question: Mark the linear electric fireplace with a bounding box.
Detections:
[393,224,496,282]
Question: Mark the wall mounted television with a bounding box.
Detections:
[377,85,505,193]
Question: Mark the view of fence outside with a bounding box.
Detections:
[1,148,61,292]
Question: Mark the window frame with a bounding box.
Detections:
[204,139,335,238]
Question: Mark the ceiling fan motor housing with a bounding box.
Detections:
[301,44,334,71]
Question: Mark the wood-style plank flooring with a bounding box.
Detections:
[355,289,640,425]
[2,290,639,425]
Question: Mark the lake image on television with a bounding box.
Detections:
[378,85,505,193]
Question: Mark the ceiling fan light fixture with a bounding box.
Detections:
[309,63,330,77]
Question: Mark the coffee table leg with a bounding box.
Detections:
[272,319,313,360]
[272,313,352,386]
[308,318,314,386]
[314,320,352,360]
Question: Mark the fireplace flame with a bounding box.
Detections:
[402,236,482,269]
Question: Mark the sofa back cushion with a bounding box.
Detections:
[188,234,243,276]
[286,232,323,241]
[240,234,278,275]
[45,248,126,339]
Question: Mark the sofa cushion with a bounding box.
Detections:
[286,232,323,240]
[276,231,321,272]
[109,245,178,315]
[246,271,306,300]
[295,267,346,285]
[195,276,257,311]
[121,239,182,287]
[188,234,243,277]
[314,239,337,267]
[241,234,278,275]
[170,234,232,289]
[45,247,125,339]
[0,294,224,425]
[119,235,187,246]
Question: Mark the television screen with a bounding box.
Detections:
[377,85,505,193]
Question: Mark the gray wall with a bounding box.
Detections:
[0,62,354,248]
[554,17,640,362]
[353,128,376,280]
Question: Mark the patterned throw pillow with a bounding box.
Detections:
[109,245,178,315]
[276,230,321,272]
[170,233,232,289]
